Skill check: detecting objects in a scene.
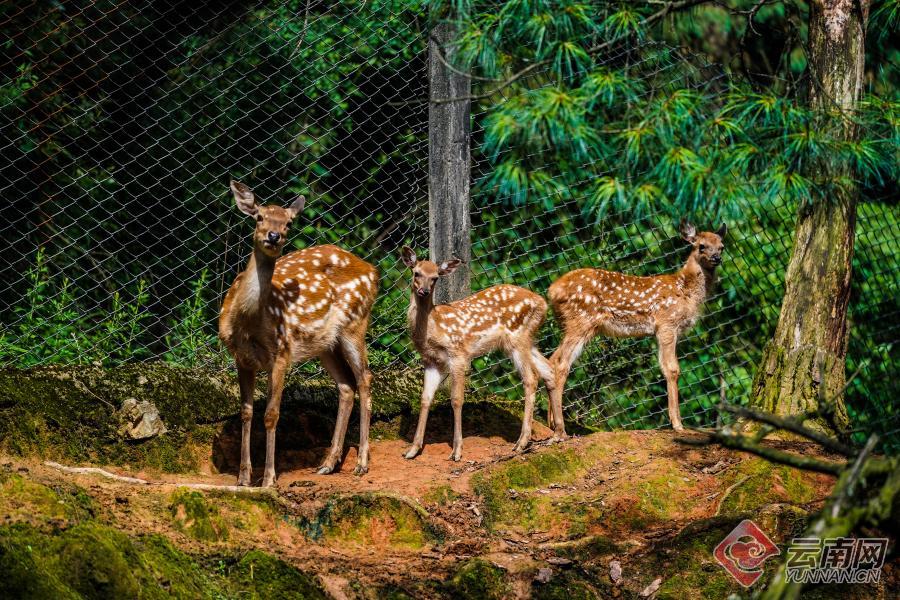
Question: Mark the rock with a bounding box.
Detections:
[609,559,622,584]
[639,577,662,597]
[117,398,167,440]
[534,567,553,584]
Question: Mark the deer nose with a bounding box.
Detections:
[416,288,430,297]
[267,231,281,244]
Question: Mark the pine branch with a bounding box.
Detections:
[718,403,856,457]
[431,0,716,105]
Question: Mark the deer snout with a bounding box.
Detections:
[266,231,281,244]
[710,253,722,265]
[416,287,430,298]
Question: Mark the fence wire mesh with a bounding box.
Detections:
[1,1,897,450]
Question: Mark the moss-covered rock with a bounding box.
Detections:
[227,549,327,599]
[0,363,420,473]
[0,363,237,472]
[0,522,217,599]
[0,521,327,599]
[445,558,510,600]
[302,493,437,550]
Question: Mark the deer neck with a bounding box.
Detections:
[407,292,435,350]
[680,252,717,304]
[236,246,277,317]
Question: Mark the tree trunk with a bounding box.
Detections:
[429,19,472,304]
[750,0,869,434]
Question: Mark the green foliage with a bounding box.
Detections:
[163,270,222,367]
[0,249,151,367]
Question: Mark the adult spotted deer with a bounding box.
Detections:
[400,247,560,461]
[547,221,726,434]
[219,181,379,486]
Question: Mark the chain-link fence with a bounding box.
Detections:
[1,1,897,449]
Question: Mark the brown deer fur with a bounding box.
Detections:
[547,221,726,434]
[219,181,379,486]
[400,247,559,461]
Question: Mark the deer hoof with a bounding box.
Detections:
[672,423,685,432]
[316,464,335,475]
[353,464,368,476]
[513,439,531,453]
[237,469,252,486]
[448,451,461,462]
[403,446,421,460]
[261,475,276,488]
[550,432,569,444]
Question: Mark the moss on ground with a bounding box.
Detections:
[0,472,96,527]
[302,493,437,550]
[473,445,591,530]
[613,472,694,530]
[169,488,230,542]
[718,457,819,515]
[532,570,602,600]
[424,484,460,506]
[472,436,639,533]
[227,549,328,599]
[0,521,326,599]
[445,559,510,600]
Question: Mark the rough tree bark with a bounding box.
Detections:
[429,19,471,304]
[750,0,870,434]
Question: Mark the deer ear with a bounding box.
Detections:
[439,258,464,277]
[230,180,258,217]
[286,195,305,219]
[679,219,697,243]
[716,222,727,239]
[401,246,417,268]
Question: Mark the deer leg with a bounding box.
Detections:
[339,323,373,476]
[448,362,467,462]
[657,329,683,431]
[237,366,256,486]
[548,334,586,441]
[261,354,289,488]
[530,347,557,435]
[512,347,538,453]
[404,363,444,459]
[318,350,357,474]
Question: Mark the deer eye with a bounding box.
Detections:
[414,271,422,277]
[256,215,264,223]
[699,244,706,251]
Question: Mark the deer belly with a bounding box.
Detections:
[287,308,344,360]
[597,315,655,338]
[466,324,506,357]
[231,334,276,371]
